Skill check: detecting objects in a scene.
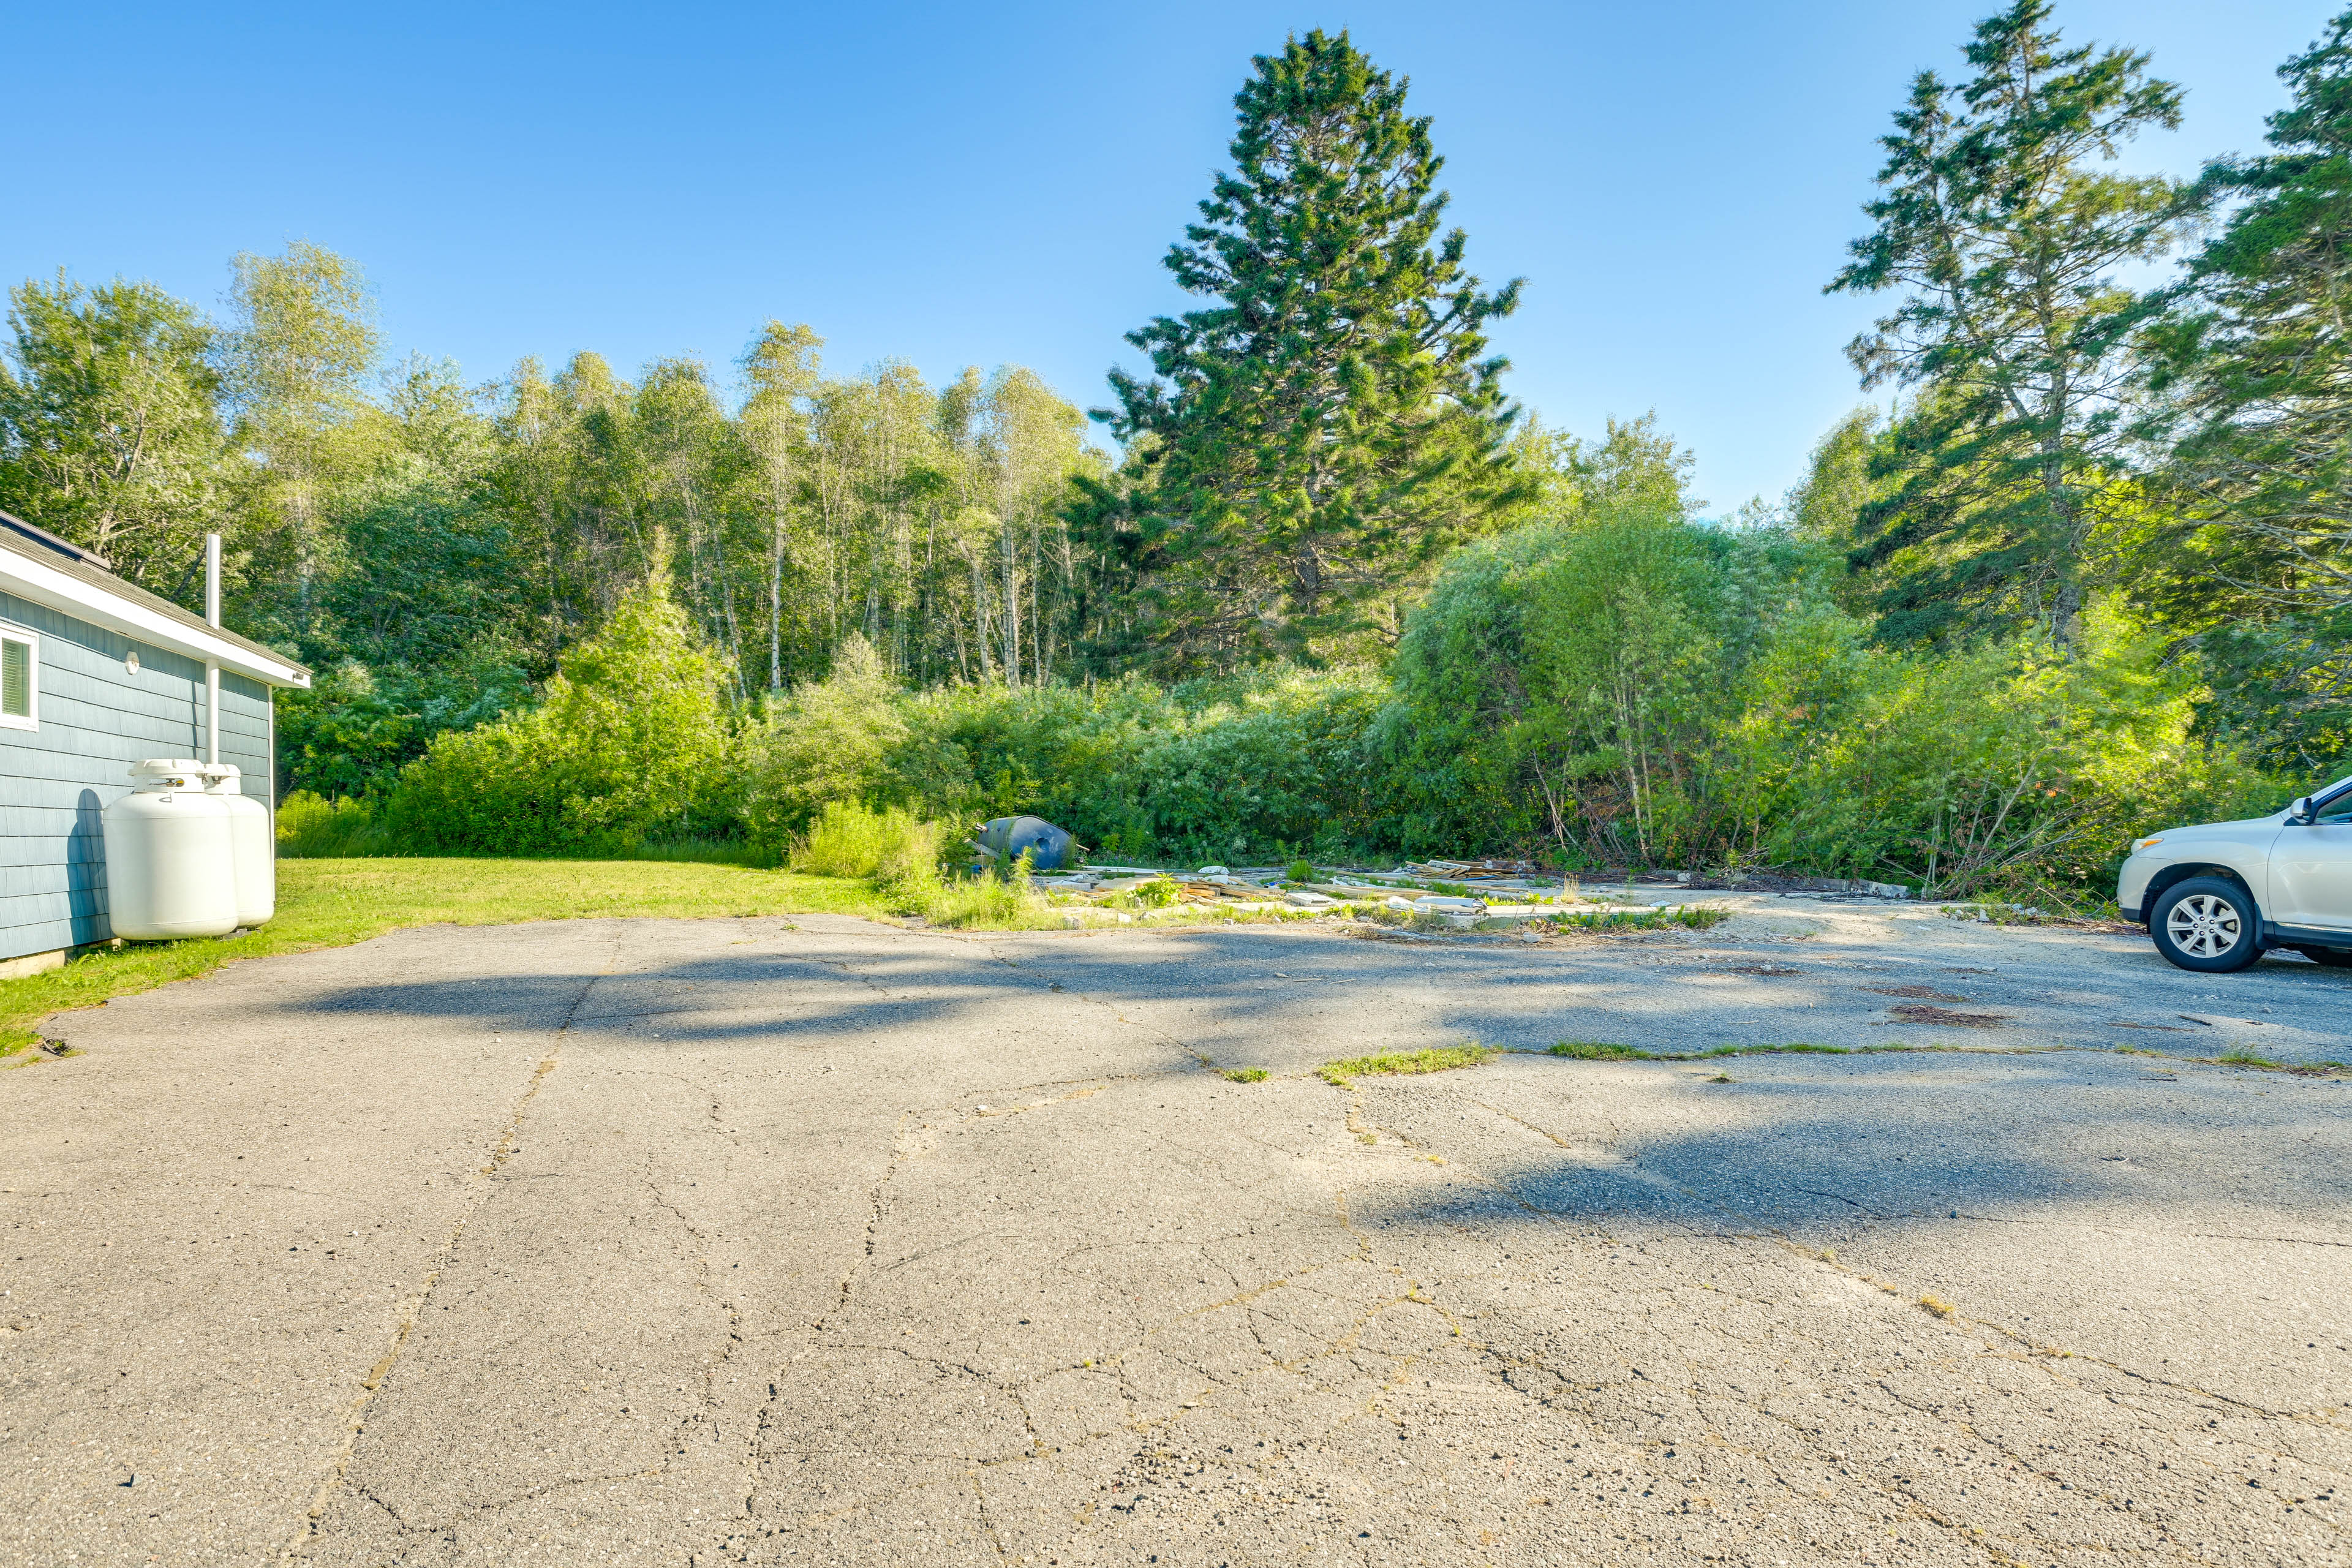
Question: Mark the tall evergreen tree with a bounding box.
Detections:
[2143,6,2352,617]
[1830,0,2192,647]
[1098,29,1529,668]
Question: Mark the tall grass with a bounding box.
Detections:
[276,791,387,858]
[789,800,941,881]
[789,799,1056,929]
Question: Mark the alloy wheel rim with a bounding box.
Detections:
[2167,893,2243,959]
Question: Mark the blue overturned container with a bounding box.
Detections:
[974,815,1077,872]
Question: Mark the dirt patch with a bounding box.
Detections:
[1889,1003,2009,1028]
[1866,984,1971,1002]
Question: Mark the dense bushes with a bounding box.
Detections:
[739,635,973,854]
[1379,502,2282,897]
[906,666,1391,864]
[291,520,2312,905]
[383,579,734,854]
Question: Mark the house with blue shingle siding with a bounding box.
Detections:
[0,510,310,975]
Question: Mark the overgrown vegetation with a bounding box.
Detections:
[9,6,2351,909]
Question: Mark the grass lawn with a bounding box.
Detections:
[0,858,894,1058]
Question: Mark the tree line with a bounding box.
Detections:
[0,252,1114,793]
[5,4,2351,861]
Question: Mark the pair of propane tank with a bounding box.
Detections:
[100,760,274,940]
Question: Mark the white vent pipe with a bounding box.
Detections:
[204,533,221,766]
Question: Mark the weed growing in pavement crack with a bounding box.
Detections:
[1548,1040,1867,1061]
[1216,1067,1268,1083]
[1695,1042,1853,1057]
[1317,1044,1496,1087]
[1550,1041,1653,1060]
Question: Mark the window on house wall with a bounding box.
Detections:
[0,627,36,729]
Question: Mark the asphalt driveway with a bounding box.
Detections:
[4,899,2348,1565]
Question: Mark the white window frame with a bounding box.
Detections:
[0,622,39,731]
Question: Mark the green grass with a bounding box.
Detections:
[1317,1044,1496,1087]
[611,838,777,867]
[791,799,938,881]
[2213,1048,2283,1069]
[1548,905,1732,932]
[0,857,897,1059]
[1548,1039,1872,1062]
[1216,1066,1269,1083]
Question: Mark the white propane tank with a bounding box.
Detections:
[101,760,238,940]
[205,764,274,927]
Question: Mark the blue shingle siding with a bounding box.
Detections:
[0,590,274,961]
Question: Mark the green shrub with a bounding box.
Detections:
[741,634,973,850]
[1382,502,2280,897]
[1286,859,1317,882]
[385,578,734,854]
[902,664,1390,865]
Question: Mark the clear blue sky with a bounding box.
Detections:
[3,0,2337,510]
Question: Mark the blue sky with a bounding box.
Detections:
[3,1,2337,510]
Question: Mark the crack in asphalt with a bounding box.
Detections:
[276,928,617,1561]
[107,918,2332,1564]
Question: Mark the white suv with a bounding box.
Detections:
[2118,775,2352,971]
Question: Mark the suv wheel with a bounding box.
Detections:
[2150,877,2264,973]
[2293,944,2352,968]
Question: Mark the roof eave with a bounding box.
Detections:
[0,549,311,688]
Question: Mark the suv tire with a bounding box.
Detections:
[2292,944,2352,968]
[2150,876,2264,973]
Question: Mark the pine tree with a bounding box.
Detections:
[1099,30,1529,668]
[2143,6,2352,617]
[1830,0,2192,647]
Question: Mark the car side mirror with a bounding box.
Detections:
[2289,797,2315,824]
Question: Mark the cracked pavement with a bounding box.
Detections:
[2,902,2348,1565]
